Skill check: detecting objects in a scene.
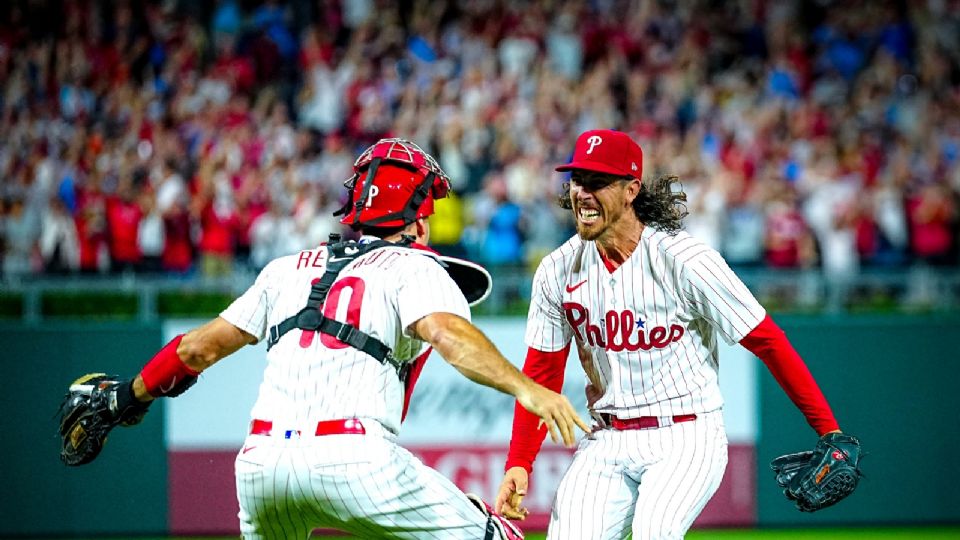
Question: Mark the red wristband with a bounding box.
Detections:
[140,335,198,397]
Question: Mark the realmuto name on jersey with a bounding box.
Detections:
[294,247,408,270]
[562,302,684,352]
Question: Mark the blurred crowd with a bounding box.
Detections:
[1,0,959,283]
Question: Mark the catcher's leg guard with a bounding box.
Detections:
[466,493,524,540]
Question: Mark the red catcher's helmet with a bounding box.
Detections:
[336,138,451,229]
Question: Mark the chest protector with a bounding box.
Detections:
[266,234,415,378]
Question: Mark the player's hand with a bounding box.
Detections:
[515,382,590,447]
[585,382,602,408]
[496,466,530,520]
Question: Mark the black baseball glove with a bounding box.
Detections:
[770,432,863,512]
[57,373,151,466]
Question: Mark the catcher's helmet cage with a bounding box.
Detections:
[337,138,452,229]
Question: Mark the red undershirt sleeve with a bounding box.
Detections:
[504,345,570,474]
[739,314,839,435]
[401,347,432,422]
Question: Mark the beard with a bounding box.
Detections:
[574,202,624,242]
[575,219,603,241]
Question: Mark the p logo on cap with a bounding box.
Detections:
[586,135,603,154]
[556,129,643,179]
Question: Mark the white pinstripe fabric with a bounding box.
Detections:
[547,411,727,540]
[235,431,489,539]
[220,240,470,435]
[220,238,488,539]
[526,227,766,418]
[526,227,762,538]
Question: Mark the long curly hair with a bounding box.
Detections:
[558,172,688,234]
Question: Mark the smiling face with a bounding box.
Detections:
[569,170,642,242]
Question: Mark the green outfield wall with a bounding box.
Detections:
[2,323,167,537]
[757,315,960,526]
[5,315,959,536]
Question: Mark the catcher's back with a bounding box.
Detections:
[230,243,469,436]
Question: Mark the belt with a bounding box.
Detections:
[249,418,367,438]
[599,413,697,431]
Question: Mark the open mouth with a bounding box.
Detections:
[578,207,601,225]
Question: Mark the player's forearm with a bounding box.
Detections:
[177,317,254,371]
[440,328,533,397]
[417,312,532,397]
[740,314,839,435]
[505,346,569,473]
[506,398,547,473]
[131,317,254,402]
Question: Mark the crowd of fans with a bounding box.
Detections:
[1,0,959,286]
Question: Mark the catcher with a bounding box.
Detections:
[57,137,591,539]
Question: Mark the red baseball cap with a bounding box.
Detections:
[555,129,643,179]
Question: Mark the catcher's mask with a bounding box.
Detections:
[336,138,451,229]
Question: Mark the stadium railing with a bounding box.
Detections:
[1,266,958,322]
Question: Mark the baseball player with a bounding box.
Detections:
[494,130,849,539]
[64,139,590,539]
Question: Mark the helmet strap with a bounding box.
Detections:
[350,157,383,226]
[355,171,438,227]
[401,171,437,222]
[332,175,358,218]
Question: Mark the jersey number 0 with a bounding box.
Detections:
[299,277,365,349]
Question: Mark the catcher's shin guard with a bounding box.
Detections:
[466,493,524,540]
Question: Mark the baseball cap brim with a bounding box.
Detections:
[555,160,634,177]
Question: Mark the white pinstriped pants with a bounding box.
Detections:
[235,427,490,539]
[548,410,728,540]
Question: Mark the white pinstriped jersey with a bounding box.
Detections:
[526,226,765,418]
[220,237,471,435]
